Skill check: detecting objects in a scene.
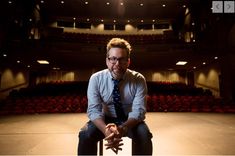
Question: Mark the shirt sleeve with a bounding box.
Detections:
[87,74,104,121]
[128,74,147,121]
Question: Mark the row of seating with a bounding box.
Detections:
[146,94,235,113]
[0,94,234,115]
[9,81,211,98]
[0,94,87,114]
[48,31,181,44]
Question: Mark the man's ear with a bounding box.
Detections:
[106,57,109,66]
[127,58,131,67]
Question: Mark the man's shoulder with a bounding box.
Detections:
[126,69,145,80]
[90,69,110,79]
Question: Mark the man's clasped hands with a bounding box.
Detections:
[104,123,126,154]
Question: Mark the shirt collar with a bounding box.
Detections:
[107,69,128,81]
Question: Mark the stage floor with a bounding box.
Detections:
[0,112,235,156]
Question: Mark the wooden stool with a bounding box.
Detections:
[98,140,103,156]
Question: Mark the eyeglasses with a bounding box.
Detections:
[107,57,128,64]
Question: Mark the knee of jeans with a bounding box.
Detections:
[79,130,92,141]
[79,128,103,142]
[140,131,152,140]
[134,127,152,140]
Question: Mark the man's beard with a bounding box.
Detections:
[111,67,126,79]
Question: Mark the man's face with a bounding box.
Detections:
[106,47,130,80]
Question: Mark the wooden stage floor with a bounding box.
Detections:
[0,112,235,156]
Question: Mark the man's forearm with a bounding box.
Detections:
[92,118,107,134]
[122,118,140,128]
[117,118,140,137]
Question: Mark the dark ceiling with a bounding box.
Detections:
[41,0,190,22]
[1,0,234,71]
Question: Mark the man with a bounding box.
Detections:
[78,38,153,155]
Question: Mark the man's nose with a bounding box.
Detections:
[115,60,121,65]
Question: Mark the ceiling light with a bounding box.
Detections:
[8,1,12,4]
[53,67,60,70]
[61,1,64,4]
[162,4,166,7]
[183,5,186,8]
[214,56,218,59]
[101,19,104,22]
[3,54,7,57]
[127,20,130,23]
[27,65,31,68]
[87,18,90,21]
[203,62,206,65]
[40,0,44,4]
[140,3,144,6]
[141,20,144,23]
[193,66,197,69]
[85,1,88,5]
[176,61,187,65]
[106,2,110,5]
[37,60,49,64]
[113,20,116,23]
[17,60,21,64]
[120,2,123,5]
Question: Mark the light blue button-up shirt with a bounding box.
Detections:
[87,69,147,122]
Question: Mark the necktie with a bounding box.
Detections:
[112,79,127,122]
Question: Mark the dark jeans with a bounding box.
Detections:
[77,119,153,155]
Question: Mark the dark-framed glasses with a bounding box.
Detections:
[107,57,128,64]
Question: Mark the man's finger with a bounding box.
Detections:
[104,132,115,140]
[106,123,116,128]
[104,139,124,149]
[106,123,120,135]
[112,147,118,154]
[106,146,122,154]
[104,138,123,146]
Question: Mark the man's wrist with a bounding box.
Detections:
[119,125,128,136]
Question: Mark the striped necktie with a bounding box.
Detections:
[112,79,127,122]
